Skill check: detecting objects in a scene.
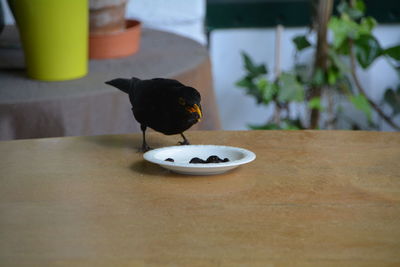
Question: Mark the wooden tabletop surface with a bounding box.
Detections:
[1,130,399,266]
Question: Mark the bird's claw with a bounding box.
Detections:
[178,140,190,146]
[140,143,152,152]
[178,133,191,146]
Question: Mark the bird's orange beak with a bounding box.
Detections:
[186,104,202,121]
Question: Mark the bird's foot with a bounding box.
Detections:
[139,143,152,153]
[178,139,190,146]
[178,133,190,146]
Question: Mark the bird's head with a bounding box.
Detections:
[178,87,202,123]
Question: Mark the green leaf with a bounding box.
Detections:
[384,45,400,61]
[328,49,350,73]
[257,78,267,90]
[337,0,365,19]
[335,38,350,55]
[294,64,310,83]
[277,73,304,102]
[235,77,254,89]
[242,52,254,72]
[282,119,305,130]
[236,76,264,104]
[283,124,300,130]
[237,51,270,104]
[328,16,360,48]
[329,15,375,51]
[293,35,311,51]
[355,0,366,13]
[311,68,325,86]
[308,97,324,111]
[327,67,340,85]
[255,65,268,75]
[329,17,347,49]
[248,119,304,130]
[359,17,377,35]
[241,52,268,78]
[384,87,400,115]
[337,1,349,15]
[349,94,372,121]
[249,123,280,130]
[257,79,277,104]
[354,34,381,69]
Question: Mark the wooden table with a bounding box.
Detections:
[1,130,400,266]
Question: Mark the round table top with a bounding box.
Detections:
[0,26,209,104]
[0,26,220,140]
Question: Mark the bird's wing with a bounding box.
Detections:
[150,78,184,88]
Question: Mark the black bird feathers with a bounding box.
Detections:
[106,77,202,151]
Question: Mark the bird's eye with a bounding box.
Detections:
[178,97,186,106]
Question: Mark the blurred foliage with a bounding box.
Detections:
[236,0,400,130]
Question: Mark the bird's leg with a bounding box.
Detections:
[140,124,151,152]
[178,133,190,145]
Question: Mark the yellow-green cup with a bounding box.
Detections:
[8,0,88,81]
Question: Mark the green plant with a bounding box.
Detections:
[236,0,400,130]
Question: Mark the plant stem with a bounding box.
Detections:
[270,24,284,127]
[273,102,282,125]
[274,24,283,78]
[309,0,333,129]
[326,87,336,129]
[348,39,400,130]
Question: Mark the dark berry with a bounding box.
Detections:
[189,157,207,164]
[206,155,223,163]
[189,156,230,164]
[165,158,174,162]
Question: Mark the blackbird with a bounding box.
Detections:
[105,77,202,151]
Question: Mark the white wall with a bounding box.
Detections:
[126,0,206,44]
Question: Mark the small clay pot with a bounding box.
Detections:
[89,19,141,59]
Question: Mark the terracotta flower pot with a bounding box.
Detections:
[89,19,141,59]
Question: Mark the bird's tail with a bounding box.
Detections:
[105,77,141,94]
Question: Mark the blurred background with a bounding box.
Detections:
[1,0,399,140]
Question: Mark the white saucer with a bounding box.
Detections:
[143,145,256,175]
